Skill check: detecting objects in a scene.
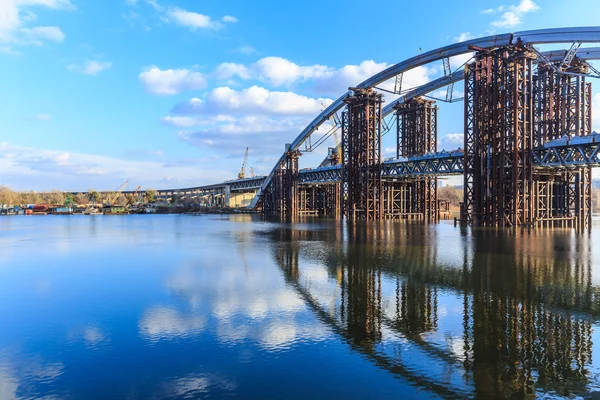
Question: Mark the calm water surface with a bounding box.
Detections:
[2,215,600,399]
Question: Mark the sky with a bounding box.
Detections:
[1,0,600,191]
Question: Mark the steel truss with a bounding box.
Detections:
[463,43,536,227]
[463,42,594,228]
[262,149,301,218]
[534,58,592,146]
[388,97,439,221]
[297,183,340,217]
[341,88,384,220]
[229,177,265,191]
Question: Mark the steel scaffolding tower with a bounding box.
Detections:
[463,43,537,227]
[341,88,384,220]
[462,43,593,228]
[262,148,301,219]
[388,97,439,221]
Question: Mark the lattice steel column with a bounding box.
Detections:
[341,88,384,220]
[463,63,476,225]
[462,43,537,227]
[283,149,301,219]
[532,58,593,229]
[394,97,439,221]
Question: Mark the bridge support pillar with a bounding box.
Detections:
[463,43,594,229]
[262,147,301,219]
[341,88,384,220]
[283,149,301,219]
[389,97,439,221]
[463,44,537,227]
[297,183,340,217]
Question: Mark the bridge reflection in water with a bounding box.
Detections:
[269,223,598,398]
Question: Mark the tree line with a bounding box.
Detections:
[0,186,157,206]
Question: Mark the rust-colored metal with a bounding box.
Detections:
[297,183,340,217]
[463,45,537,227]
[462,44,593,228]
[262,148,301,219]
[387,97,439,221]
[261,43,595,230]
[341,88,384,220]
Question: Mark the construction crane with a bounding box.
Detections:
[126,186,142,206]
[105,180,128,206]
[238,147,249,180]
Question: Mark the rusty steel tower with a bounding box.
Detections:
[462,41,593,229]
[341,88,384,221]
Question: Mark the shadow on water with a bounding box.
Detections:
[266,221,599,399]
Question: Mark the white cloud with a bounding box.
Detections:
[146,0,163,11]
[67,60,112,75]
[161,115,198,128]
[160,114,235,128]
[171,86,333,116]
[222,15,237,23]
[439,133,464,150]
[454,32,473,42]
[212,57,432,96]
[215,62,251,80]
[165,7,218,30]
[0,0,73,48]
[20,25,64,43]
[160,6,237,31]
[139,66,206,95]
[236,45,255,55]
[312,60,391,94]
[0,141,233,191]
[177,115,313,153]
[215,56,333,87]
[486,0,540,28]
[35,114,50,120]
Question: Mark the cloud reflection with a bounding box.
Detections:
[0,357,65,400]
[139,307,207,342]
[139,251,332,351]
[162,373,237,399]
[0,366,18,400]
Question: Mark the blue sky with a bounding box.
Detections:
[1,0,600,191]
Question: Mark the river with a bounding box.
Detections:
[1,215,600,399]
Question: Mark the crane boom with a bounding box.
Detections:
[238,147,249,180]
[126,186,142,206]
[106,180,128,206]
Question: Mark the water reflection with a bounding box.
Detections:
[269,222,599,398]
[4,216,600,398]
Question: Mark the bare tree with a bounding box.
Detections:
[75,193,88,205]
[0,186,17,206]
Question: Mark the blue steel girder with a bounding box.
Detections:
[382,155,464,177]
[250,27,600,208]
[296,141,600,184]
[228,176,266,191]
[299,167,341,184]
[532,144,600,168]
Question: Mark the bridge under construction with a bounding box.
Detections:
[143,27,600,229]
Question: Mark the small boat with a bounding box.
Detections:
[83,208,103,216]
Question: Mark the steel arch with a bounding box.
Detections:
[250,27,600,207]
